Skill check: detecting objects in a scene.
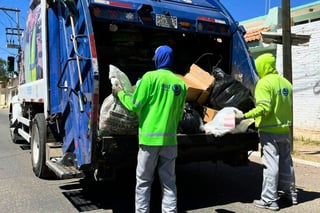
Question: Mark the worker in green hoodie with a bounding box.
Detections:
[113,45,186,213]
[240,53,297,211]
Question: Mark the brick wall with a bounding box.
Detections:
[276,21,320,138]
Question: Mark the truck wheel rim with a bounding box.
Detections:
[32,126,40,164]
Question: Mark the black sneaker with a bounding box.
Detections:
[280,193,298,205]
[254,199,280,211]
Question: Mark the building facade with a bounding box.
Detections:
[241,1,320,140]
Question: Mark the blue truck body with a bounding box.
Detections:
[10,0,259,179]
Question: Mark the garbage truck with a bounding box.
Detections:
[9,0,259,180]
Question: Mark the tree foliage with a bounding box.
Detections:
[0,58,9,83]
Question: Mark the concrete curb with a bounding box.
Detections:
[250,151,320,168]
[292,157,320,168]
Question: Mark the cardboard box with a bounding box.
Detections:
[203,107,218,123]
[177,64,215,105]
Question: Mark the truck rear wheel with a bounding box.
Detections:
[31,113,52,178]
[10,128,19,144]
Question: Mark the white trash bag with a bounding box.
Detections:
[109,64,134,94]
[230,117,255,135]
[203,107,254,137]
[98,65,138,136]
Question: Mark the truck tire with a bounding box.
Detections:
[9,106,23,144]
[10,128,19,144]
[9,121,23,144]
[31,113,52,178]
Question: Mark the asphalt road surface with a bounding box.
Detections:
[0,108,319,213]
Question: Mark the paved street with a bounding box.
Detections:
[0,108,319,213]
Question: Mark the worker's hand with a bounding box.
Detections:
[112,85,122,97]
[235,116,245,125]
[235,111,245,125]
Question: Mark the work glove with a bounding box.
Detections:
[112,85,122,97]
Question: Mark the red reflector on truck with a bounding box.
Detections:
[198,16,226,25]
[198,16,215,23]
[108,1,132,9]
[89,35,97,58]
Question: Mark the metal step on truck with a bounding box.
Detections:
[9,0,259,180]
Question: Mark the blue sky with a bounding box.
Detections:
[0,0,318,63]
[0,0,28,62]
[220,0,318,21]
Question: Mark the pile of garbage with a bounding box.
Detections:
[178,63,255,136]
[99,64,255,137]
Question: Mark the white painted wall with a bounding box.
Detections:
[276,21,320,138]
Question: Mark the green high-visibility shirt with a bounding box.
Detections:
[244,53,292,134]
[118,69,187,146]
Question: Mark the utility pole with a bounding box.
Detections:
[0,7,22,50]
[0,7,23,108]
[0,7,23,73]
[282,1,292,83]
[282,0,294,151]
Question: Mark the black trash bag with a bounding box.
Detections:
[208,68,255,113]
[179,103,204,134]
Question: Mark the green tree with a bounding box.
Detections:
[0,58,9,84]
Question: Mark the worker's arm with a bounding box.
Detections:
[117,76,150,113]
[244,81,271,119]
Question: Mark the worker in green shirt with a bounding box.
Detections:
[239,53,297,211]
[113,45,186,213]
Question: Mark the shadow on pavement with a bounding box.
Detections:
[60,160,320,213]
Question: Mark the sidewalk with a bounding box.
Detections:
[251,141,320,168]
[292,157,320,168]
[291,141,320,167]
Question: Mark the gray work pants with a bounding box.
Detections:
[135,145,177,213]
[259,132,297,203]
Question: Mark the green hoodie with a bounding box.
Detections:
[244,53,292,134]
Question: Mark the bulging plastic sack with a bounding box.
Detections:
[98,65,138,136]
[208,68,255,113]
[230,118,255,134]
[99,95,138,136]
[179,103,204,134]
[109,64,134,94]
[203,107,253,137]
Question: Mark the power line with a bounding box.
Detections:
[1,9,14,41]
[0,18,7,27]
[0,7,22,50]
[2,10,16,24]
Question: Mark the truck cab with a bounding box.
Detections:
[9,0,259,180]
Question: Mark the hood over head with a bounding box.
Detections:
[255,53,278,78]
[154,45,174,70]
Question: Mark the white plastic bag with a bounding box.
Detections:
[203,107,236,136]
[203,107,253,137]
[98,65,138,136]
[230,118,255,134]
[109,64,134,94]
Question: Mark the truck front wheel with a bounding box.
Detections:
[10,127,19,144]
[31,113,52,178]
